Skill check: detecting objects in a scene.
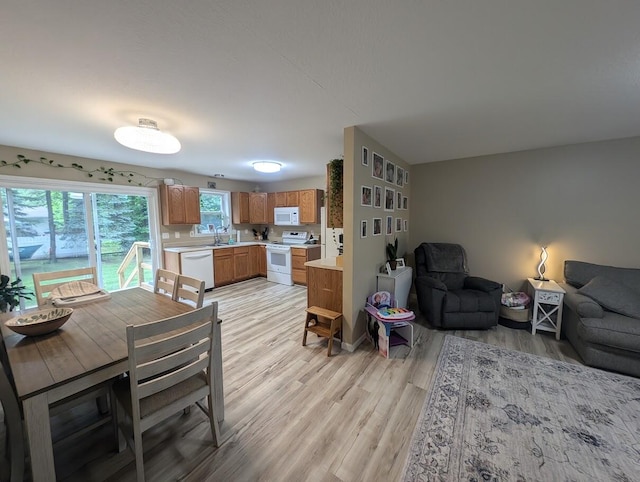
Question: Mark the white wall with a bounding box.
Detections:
[409,136,640,291]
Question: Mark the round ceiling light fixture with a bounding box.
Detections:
[252,161,282,173]
[114,118,181,154]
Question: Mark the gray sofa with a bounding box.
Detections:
[560,260,640,377]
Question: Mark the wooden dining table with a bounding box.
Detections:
[0,287,223,482]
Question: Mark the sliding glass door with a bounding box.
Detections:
[1,177,159,309]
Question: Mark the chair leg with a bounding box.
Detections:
[207,395,221,447]
[133,424,145,482]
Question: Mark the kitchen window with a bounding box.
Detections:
[195,189,231,235]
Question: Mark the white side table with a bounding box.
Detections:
[527,278,566,340]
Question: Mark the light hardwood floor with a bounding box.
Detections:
[1,278,582,482]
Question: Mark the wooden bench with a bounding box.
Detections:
[303,306,343,357]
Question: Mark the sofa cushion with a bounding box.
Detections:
[576,312,640,354]
[565,260,640,292]
[578,276,640,319]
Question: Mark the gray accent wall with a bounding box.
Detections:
[409,136,640,291]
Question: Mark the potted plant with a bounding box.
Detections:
[386,238,398,271]
[0,274,33,313]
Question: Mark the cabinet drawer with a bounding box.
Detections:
[292,255,306,270]
[537,291,561,304]
[214,248,233,258]
[292,268,307,285]
[233,247,250,255]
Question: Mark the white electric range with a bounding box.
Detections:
[265,231,309,285]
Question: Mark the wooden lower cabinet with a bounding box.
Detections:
[250,245,267,277]
[233,247,250,281]
[291,246,321,286]
[258,245,267,277]
[307,265,343,314]
[214,248,234,286]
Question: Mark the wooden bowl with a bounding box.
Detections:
[4,307,74,336]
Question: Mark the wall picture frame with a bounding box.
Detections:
[384,186,395,211]
[373,185,382,208]
[362,146,369,166]
[361,185,372,207]
[402,196,408,210]
[396,217,402,232]
[372,152,384,180]
[385,159,395,184]
[404,219,409,232]
[386,216,393,235]
[404,170,409,185]
[361,219,368,238]
[396,191,402,210]
[396,166,404,187]
[373,217,382,236]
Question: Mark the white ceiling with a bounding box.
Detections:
[2,1,640,182]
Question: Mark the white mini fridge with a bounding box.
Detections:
[376,267,413,308]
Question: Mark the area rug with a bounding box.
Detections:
[402,335,640,481]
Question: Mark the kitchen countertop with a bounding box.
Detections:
[304,257,343,271]
[164,242,321,253]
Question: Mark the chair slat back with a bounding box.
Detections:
[126,303,217,406]
[32,267,98,307]
[174,275,205,308]
[154,269,178,298]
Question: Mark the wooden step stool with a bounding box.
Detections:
[303,306,343,357]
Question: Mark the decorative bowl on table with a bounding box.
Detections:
[4,307,74,336]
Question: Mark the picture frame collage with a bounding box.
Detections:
[360,145,409,238]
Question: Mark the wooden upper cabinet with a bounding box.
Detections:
[299,189,323,224]
[231,192,250,224]
[160,184,201,225]
[184,186,201,224]
[286,191,299,207]
[267,193,275,224]
[274,192,287,207]
[249,192,268,224]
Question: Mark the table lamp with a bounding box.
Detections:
[535,246,549,281]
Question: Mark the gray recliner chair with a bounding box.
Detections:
[414,242,502,329]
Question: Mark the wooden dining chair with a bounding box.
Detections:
[32,266,98,307]
[174,274,205,308]
[153,269,178,298]
[1,358,24,482]
[114,303,222,482]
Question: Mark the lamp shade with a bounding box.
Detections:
[114,118,180,154]
[252,161,281,173]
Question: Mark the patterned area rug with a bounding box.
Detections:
[402,335,640,481]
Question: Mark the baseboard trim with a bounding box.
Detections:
[341,332,366,352]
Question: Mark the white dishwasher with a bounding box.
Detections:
[180,250,214,290]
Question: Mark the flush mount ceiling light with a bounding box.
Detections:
[114,118,181,154]
[252,161,282,173]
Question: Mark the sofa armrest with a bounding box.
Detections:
[563,286,604,319]
[464,276,502,293]
[414,276,447,327]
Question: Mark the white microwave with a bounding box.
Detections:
[274,206,300,226]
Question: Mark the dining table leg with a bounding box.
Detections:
[23,393,56,481]
[214,318,224,422]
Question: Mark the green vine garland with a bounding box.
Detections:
[327,157,343,229]
[0,154,178,186]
